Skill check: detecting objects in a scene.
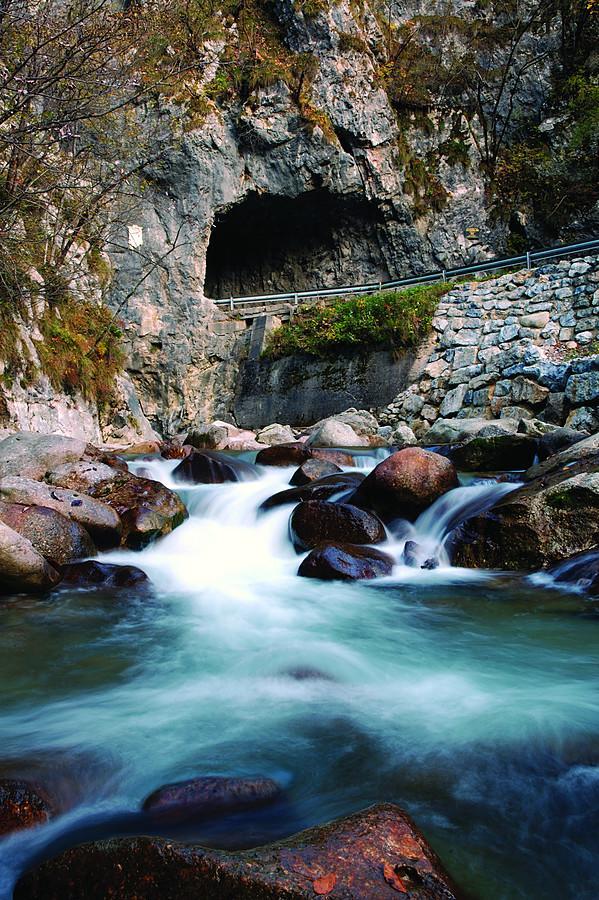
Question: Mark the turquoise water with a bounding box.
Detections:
[0,460,597,897]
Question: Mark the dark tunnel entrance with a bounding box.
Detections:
[204,190,390,299]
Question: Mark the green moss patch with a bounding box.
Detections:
[262,282,451,359]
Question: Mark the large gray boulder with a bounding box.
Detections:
[47,460,120,493]
[0,477,121,548]
[423,417,519,445]
[306,419,368,448]
[255,423,295,446]
[0,521,61,593]
[0,433,87,480]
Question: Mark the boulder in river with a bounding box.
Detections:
[0,432,87,481]
[0,477,121,548]
[289,459,342,486]
[423,417,519,445]
[0,779,54,836]
[0,521,61,594]
[15,803,460,899]
[524,431,599,481]
[256,443,313,467]
[172,450,258,484]
[448,433,537,472]
[47,460,124,493]
[452,465,599,571]
[311,448,355,466]
[354,447,459,520]
[255,423,296,446]
[298,542,394,580]
[306,418,368,448]
[259,473,365,513]
[290,500,386,551]
[0,502,96,566]
[59,561,151,591]
[142,775,281,821]
[82,471,187,549]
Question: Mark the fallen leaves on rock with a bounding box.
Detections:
[383,862,408,893]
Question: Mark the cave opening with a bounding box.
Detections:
[204,190,390,299]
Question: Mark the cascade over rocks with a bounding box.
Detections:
[289,459,342,486]
[0,477,121,548]
[354,448,459,520]
[546,549,599,596]
[0,502,96,567]
[0,780,55,836]
[298,543,395,581]
[59,561,151,591]
[259,473,365,513]
[290,500,386,551]
[15,803,459,900]
[142,776,281,821]
[452,451,599,570]
[172,450,258,485]
[0,521,61,593]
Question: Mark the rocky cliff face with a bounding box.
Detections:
[107,0,508,434]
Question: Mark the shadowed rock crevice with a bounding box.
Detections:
[204,190,390,299]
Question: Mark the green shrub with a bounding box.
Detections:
[263,282,451,359]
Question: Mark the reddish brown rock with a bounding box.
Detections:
[311,449,355,466]
[15,803,460,899]
[354,448,459,520]
[83,471,187,549]
[0,502,95,566]
[298,543,394,581]
[160,442,192,460]
[172,450,258,484]
[256,443,313,467]
[142,775,281,821]
[0,779,54,836]
[290,501,386,552]
[119,442,162,457]
[289,459,343,486]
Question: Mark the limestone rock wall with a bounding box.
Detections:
[380,256,599,435]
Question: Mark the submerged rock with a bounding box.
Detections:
[142,775,281,821]
[546,549,599,596]
[354,448,458,520]
[290,500,386,551]
[0,477,121,548]
[256,443,312,467]
[15,803,460,899]
[289,459,342,486]
[298,543,394,580]
[59,561,151,591]
[0,432,87,481]
[172,450,257,484]
[448,433,537,471]
[0,521,61,594]
[0,502,95,567]
[0,779,54,836]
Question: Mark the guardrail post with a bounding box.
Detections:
[526,250,531,269]
[442,269,446,282]
[229,296,233,312]
[294,293,298,307]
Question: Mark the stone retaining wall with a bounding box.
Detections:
[379,256,599,436]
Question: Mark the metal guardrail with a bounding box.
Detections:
[213,237,599,311]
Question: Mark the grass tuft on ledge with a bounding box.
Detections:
[262,282,451,359]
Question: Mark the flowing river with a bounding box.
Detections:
[0,453,598,898]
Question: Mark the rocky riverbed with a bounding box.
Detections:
[0,423,598,898]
